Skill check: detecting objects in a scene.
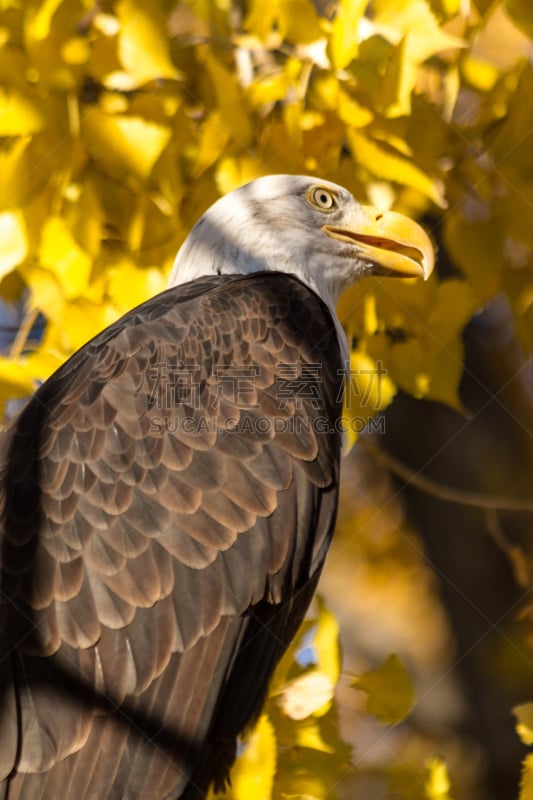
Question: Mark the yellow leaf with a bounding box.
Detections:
[513,703,533,745]
[61,36,91,65]
[425,756,453,800]
[372,0,463,60]
[312,597,341,688]
[427,280,475,346]
[328,0,367,69]
[248,70,289,108]
[65,180,103,259]
[215,156,265,195]
[519,754,533,800]
[432,0,462,15]
[337,88,373,128]
[461,56,499,92]
[191,112,230,177]
[353,653,415,724]
[278,0,323,44]
[0,87,45,135]
[203,52,253,145]
[0,211,27,277]
[388,337,463,410]
[341,349,396,449]
[347,130,445,206]
[443,213,502,301]
[469,5,530,77]
[0,357,35,400]
[380,36,417,117]
[83,110,172,182]
[231,715,276,800]
[25,0,91,90]
[39,217,91,300]
[58,299,118,353]
[278,671,335,720]
[108,259,166,314]
[0,139,33,210]
[344,350,396,420]
[25,343,65,384]
[28,0,63,40]
[19,265,65,320]
[243,0,279,42]
[293,717,335,754]
[116,0,180,84]
[505,0,533,38]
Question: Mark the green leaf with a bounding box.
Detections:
[353,653,415,724]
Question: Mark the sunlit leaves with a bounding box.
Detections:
[0,211,27,277]
[228,715,276,800]
[116,0,180,86]
[514,703,533,746]
[0,0,532,794]
[0,87,45,135]
[215,598,350,799]
[244,0,323,44]
[0,357,35,399]
[202,52,253,144]
[278,672,335,720]
[277,598,340,720]
[372,0,463,117]
[519,756,533,800]
[346,130,446,206]
[505,0,533,37]
[82,110,172,182]
[328,0,367,69]
[425,756,454,800]
[108,259,167,314]
[353,653,415,724]
[39,216,91,299]
[343,350,397,449]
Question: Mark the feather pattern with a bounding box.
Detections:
[0,272,343,798]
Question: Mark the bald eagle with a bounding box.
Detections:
[0,176,433,799]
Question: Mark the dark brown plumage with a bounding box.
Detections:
[0,173,433,799]
[0,273,343,799]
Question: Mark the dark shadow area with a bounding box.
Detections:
[380,294,533,800]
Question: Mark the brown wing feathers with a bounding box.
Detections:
[0,273,343,799]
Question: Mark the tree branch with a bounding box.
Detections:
[360,435,533,513]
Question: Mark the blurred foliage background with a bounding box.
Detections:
[1,0,533,797]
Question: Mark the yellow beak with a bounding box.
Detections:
[323,206,434,280]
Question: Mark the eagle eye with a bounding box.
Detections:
[307,186,337,212]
